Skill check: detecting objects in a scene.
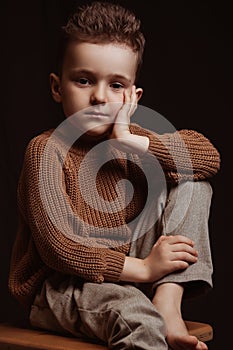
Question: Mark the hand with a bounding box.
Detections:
[120,235,198,283]
[109,86,149,154]
[111,85,137,138]
[143,235,198,282]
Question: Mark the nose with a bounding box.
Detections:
[90,83,107,105]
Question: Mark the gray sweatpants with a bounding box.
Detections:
[30,181,213,349]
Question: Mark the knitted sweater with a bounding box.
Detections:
[8,123,220,307]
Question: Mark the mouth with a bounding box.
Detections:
[84,110,110,118]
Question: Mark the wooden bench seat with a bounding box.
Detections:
[0,321,213,349]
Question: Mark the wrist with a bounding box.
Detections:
[119,256,150,283]
[112,134,149,154]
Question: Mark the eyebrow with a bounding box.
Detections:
[110,74,132,84]
[70,69,132,83]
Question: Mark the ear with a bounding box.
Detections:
[50,73,62,103]
[135,87,143,102]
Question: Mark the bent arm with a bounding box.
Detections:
[130,124,221,182]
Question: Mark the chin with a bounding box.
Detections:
[85,125,113,139]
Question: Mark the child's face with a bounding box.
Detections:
[50,41,142,137]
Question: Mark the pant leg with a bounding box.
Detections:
[30,273,168,349]
[131,181,213,299]
[154,181,213,297]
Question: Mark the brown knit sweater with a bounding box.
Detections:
[8,123,220,307]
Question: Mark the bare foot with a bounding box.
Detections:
[152,283,208,350]
[165,316,208,350]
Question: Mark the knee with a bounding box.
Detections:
[175,180,213,203]
[193,181,212,196]
[190,181,213,207]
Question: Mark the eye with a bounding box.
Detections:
[110,82,124,90]
[75,77,92,86]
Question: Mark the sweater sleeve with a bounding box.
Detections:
[130,124,220,182]
[17,132,125,284]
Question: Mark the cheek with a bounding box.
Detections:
[108,91,124,112]
[108,103,123,120]
[110,91,124,102]
[62,89,87,115]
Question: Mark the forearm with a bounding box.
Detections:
[119,256,149,283]
[112,132,149,155]
[130,124,221,181]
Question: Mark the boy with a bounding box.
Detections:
[8,2,220,349]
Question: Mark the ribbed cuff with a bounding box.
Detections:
[103,250,126,282]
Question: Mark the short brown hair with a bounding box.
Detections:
[57,1,145,81]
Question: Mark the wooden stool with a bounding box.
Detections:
[0,321,213,349]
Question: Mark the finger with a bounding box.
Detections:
[171,243,198,256]
[123,88,131,104]
[169,260,189,272]
[167,235,195,247]
[129,85,137,116]
[115,90,131,126]
[117,88,136,125]
[122,86,136,112]
[171,251,198,263]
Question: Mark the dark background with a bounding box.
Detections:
[1,1,232,349]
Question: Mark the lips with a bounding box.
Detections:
[84,110,110,118]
